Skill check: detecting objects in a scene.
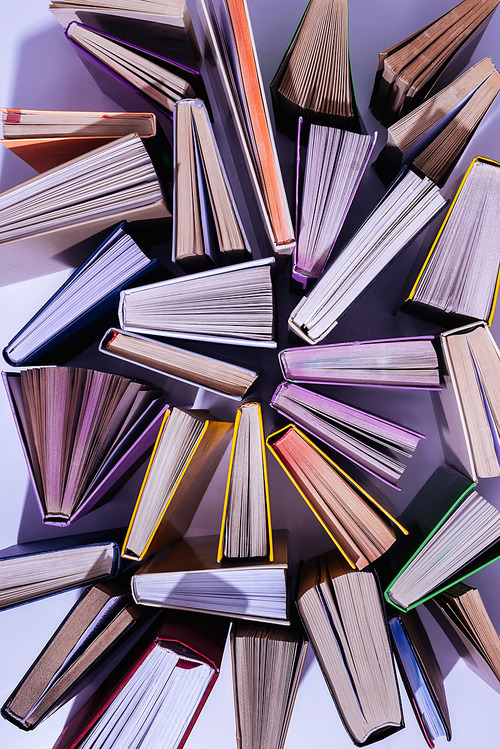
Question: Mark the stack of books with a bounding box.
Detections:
[2,0,500,747]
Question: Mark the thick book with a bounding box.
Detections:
[191,0,294,255]
[0,108,157,172]
[266,424,408,569]
[122,407,233,561]
[370,0,500,126]
[429,583,500,692]
[270,381,424,488]
[100,327,258,400]
[3,367,167,525]
[279,335,441,389]
[3,223,160,367]
[297,551,403,745]
[131,531,289,624]
[434,322,500,481]
[383,468,500,612]
[288,169,446,343]
[52,612,229,749]
[270,0,362,137]
[218,403,272,561]
[119,256,277,348]
[0,133,169,286]
[173,98,250,269]
[0,533,121,611]
[403,157,500,324]
[375,58,500,187]
[1,574,153,730]
[388,610,452,747]
[50,0,201,66]
[293,120,377,282]
[230,622,308,749]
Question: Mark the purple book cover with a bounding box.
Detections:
[279,335,442,390]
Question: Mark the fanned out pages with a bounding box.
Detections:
[270,381,424,488]
[66,22,201,118]
[270,0,362,137]
[279,336,440,389]
[370,0,500,126]
[431,583,500,690]
[0,133,169,286]
[288,170,446,343]
[266,425,407,569]
[1,575,153,730]
[384,468,500,612]
[131,532,289,624]
[52,613,229,749]
[297,552,403,745]
[435,322,500,480]
[218,403,272,561]
[3,367,166,525]
[388,611,452,747]
[100,328,258,400]
[193,0,294,254]
[294,124,377,281]
[49,0,201,65]
[4,223,158,367]
[0,108,156,172]
[375,58,500,186]
[122,407,233,561]
[0,534,120,611]
[119,257,276,348]
[173,99,249,269]
[404,157,500,324]
[231,623,307,749]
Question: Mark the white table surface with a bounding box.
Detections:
[1,1,500,748]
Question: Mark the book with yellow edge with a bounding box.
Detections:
[403,156,500,325]
[122,407,233,561]
[266,424,407,570]
[217,403,272,562]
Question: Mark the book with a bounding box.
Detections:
[230,622,308,749]
[293,121,377,282]
[100,327,258,400]
[383,468,500,612]
[0,533,121,611]
[266,424,407,569]
[0,108,157,172]
[375,57,500,187]
[370,0,500,126]
[288,169,446,343]
[297,551,403,745]
[403,157,500,324]
[430,583,500,691]
[279,335,441,389]
[1,574,153,730]
[434,322,500,480]
[122,407,233,561]
[118,257,277,348]
[270,381,424,488]
[388,610,452,747]
[3,223,160,367]
[52,612,229,749]
[218,403,272,561]
[173,98,249,269]
[0,133,169,286]
[192,0,294,255]
[50,0,201,66]
[270,0,362,137]
[131,531,289,624]
[3,367,166,525]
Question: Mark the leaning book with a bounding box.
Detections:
[297,551,403,745]
[132,532,289,624]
